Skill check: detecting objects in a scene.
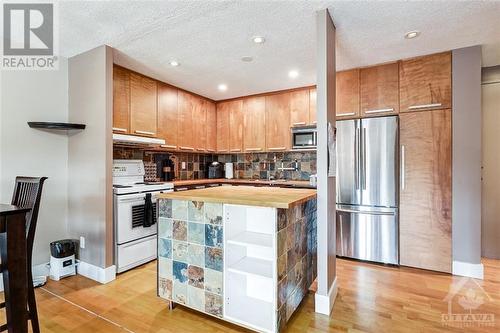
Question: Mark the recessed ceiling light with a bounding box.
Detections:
[218,84,227,92]
[169,60,180,67]
[288,70,299,79]
[241,56,253,62]
[404,30,420,39]
[252,36,265,44]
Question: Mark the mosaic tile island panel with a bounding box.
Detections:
[157,197,317,332]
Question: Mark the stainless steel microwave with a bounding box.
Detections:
[291,125,317,150]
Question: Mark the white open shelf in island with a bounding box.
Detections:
[227,256,273,279]
[227,230,273,249]
[223,204,278,333]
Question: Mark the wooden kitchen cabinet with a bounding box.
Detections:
[216,101,230,153]
[265,93,291,151]
[157,83,178,150]
[336,69,360,119]
[360,62,399,116]
[309,88,317,124]
[399,52,451,112]
[243,96,266,152]
[177,91,195,151]
[205,101,217,152]
[130,72,157,137]
[399,109,452,273]
[193,96,206,152]
[229,100,244,153]
[290,89,310,127]
[113,66,130,134]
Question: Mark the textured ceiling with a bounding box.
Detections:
[59,1,500,100]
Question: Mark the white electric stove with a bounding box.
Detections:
[113,160,173,273]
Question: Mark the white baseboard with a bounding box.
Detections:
[314,277,338,315]
[77,261,116,284]
[453,260,484,280]
[0,262,50,292]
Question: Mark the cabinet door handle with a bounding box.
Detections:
[113,127,127,132]
[312,120,317,124]
[245,148,262,151]
[160,144,177,149]
[196,148,205,151]
[268,147,286,151]
[217,149,228,152]
[179,146,195,151]
[292,122,306,126]
[337,112,356,117]
[401,145,406,190]
[134,130,155,136]
[365,108,394,114]
[408,103,442,110]
[206,149,215,152]
[230,148,241,152]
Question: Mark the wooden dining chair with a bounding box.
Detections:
[9,176,47,333]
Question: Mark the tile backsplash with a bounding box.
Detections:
[113,147,316,181]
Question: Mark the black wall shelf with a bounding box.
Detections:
[27,122,86,130]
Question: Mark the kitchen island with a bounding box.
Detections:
[156,186,317,333]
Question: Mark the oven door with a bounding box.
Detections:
[114,191,163,245]
[292,129,317,150]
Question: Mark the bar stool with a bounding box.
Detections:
[0,177,47,333]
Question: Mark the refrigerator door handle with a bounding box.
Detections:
[362,127,367,190]
[339,214,344,255]
[401,145,406,190]
[336,208,396,216]
[354,127,360,189]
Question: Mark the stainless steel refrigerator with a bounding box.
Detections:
[336,116,399,265]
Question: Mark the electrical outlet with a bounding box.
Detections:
[80,236,85,249]
[181,161,186,170]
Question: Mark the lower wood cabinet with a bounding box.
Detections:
[399,109,452,273]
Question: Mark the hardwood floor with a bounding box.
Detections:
[2,258,499,332]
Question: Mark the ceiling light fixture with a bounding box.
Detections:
[218,84,228,92]
[241,56,253,62]
[288,70,299,79]
[252,36,265,44]
[404,30,420,39]
[169,60,180,67]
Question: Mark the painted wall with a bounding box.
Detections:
[452,46,483,270]
[0,59,69,267]
[481,65,500,259]
[68,45,114,269]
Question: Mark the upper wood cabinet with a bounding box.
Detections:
[193,96,206,152]
[206,101,217,152]
[399,52,451,112]
[130,73,157,137]
[177,91,195,151]
[360,62,399,117]
[336,69,360,119]
[216,101,230,153]
[229,100,244,153]
[243,96,266,152]
[290,90,310,127]
[113,66,130,134]
[309,88,317,124]
[265,93,291,151]
[157,83,178,150]
[399,109,452,273]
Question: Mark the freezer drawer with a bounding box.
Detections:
[336,206,399,265]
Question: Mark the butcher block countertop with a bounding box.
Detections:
[157,185,317,209]
[173,178,315,189]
